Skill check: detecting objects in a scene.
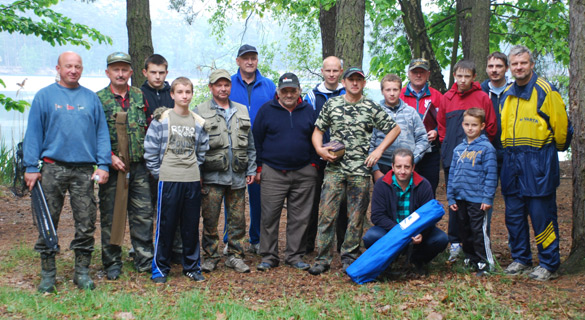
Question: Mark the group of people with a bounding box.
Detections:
[22,43,571,293]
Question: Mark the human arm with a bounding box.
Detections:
[312,128,337,162]
[437,96,447,143]
[245,129,258,177]
[412,113,430,164]
[196,125,209,166]
[91,168,109,184]
[370,178,399,230]
[143,120,163,179]
[366,125,400,168]
[544,90,572,151]
[481,145,498,209]
[482,95,498,142]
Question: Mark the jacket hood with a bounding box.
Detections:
[379,98,406,112]
[314,82,345,95]
[268,96,307,111]
[382,169,425,187]
[444,81,482,100]
[459,133,490,147]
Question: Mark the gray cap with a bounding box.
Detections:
[209,69,232,84]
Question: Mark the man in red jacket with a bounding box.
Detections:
[437,59,497,263]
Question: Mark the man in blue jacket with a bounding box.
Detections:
[363,148,448,274]
[229,44,276,253]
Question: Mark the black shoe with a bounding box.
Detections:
[184,271,205,282]
[256,262,275,271]
[106,268,121,280]
[286,261,310,270]
[308,263,330,275]
[152,276,167,284]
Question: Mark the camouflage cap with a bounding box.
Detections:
[209,69,232,84]
[107,52,132,66]
[408,58,430,71]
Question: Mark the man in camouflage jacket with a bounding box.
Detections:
[96,52,154,280]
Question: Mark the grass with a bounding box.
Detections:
[0,138,15,186]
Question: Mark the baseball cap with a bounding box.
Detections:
[237,44,258,57]
[408,58,430,71]
[107,52,132,66]
[209,69,231,84]
[342,67,365,79]
[278,72,300,89]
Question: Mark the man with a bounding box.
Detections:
[96,52,154,280]
[23,51,111,292]
[437,59,497,263]
[229,44,276,253]
[500,45,572,281]
[400,58,442,196]
[253,72,318,271]
[370,74,429,182]
[303,56,347,254]
[308,67,401,275]
[194,69,256,274]
[363,148,448,274]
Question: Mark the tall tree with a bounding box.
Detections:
[335,0,365,68]
[319,2,337,60]
[457,0,490,81]
[563,0,585,274]
[126,0,153,87]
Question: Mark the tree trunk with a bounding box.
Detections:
[562,0,585,274]
[458,0,490,82]
[399,0,447,93]
[448,12,460,88]
[335,0,365,69]
[319,3,337,60]
[127,0,153,87]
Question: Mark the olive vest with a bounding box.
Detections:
[97,85,147,163]
[196,100,251,173]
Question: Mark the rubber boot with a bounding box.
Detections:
[38,253,56,293]
[73,252,95,290]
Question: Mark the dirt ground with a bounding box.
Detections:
[0,161,584,314]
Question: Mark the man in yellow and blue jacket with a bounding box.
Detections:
[500,45,572,281]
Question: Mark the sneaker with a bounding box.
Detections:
[184,271,205,282]
[476,262,489,277]
[448,243,462,262]
[256,262,275,271]
[223,244,228,256]
[201,259,219,273]
[225,256,251,273]
[247,243,260,255]
[106,268,121,280]
[528,266,559,281]
[307,263,330,275]
[152,276,167,284]
[504,261,531,275]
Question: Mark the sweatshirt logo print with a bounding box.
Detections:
[457,149,482,166]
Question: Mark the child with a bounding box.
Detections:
[447,108,497,276]
[144,77,209,283]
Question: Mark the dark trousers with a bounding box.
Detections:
[152,181,201,279]
[362,225,448,264]
[150,175,183,260]
[444,167,461,244]
[504,193,560,272]
[456,200,493,267]
[415,149,440,197]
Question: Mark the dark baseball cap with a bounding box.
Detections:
[237,44,258,57]
[107,52,132,66]
[278,72,300,89]
[342,67,365,79]
[408,58,430,71]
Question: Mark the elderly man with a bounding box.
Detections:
[229,44,276,253]
[363,148,448,274]
[23,51,111,292]
[304,56,347,254]
[253,73,318,271]
[309,67,401,275]
[194,69,257,274]
[96,52,154,281]
[500,45,572,281]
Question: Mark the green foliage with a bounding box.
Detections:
[0,139,15,185]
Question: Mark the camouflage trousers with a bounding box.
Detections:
[201,184,246,260]
[315,172,371,265]
[98,162,154,272]
[34,163,96,255]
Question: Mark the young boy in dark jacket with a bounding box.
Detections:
[447,108,497,276]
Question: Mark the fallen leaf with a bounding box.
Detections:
[426,312,443,320]
[113,312,135,320]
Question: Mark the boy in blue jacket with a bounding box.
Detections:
[447,108,497,276]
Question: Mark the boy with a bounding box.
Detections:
[144,77,209,283]
[447,108,497,276]
[438,59,497,262]
[141,54,174,123]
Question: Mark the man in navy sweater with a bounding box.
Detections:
[252,73,318,271]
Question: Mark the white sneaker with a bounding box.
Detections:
[225,256,250,273]
[223,244,228,256]
[528,265,559,281]
[448,243,462,262]
[504,261,531,275]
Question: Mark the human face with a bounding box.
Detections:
[321,58,342,90]
[278,87,301,110]
[142,63,168,89]
[486,57,508,84]
[56,52,83,88]
[171,84,193,109]
[106,62,133,88]
[509,52,534,86]
[209,79,231,103]
[454,68,476,92]
[381,81,401,107]
[462,115,485,142]
[342,74,366,97]
[236,52,258,76]
[393,155,414,186]
[407,68,430,91]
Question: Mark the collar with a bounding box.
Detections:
[109,84,129,98]
[392,174,413,192]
